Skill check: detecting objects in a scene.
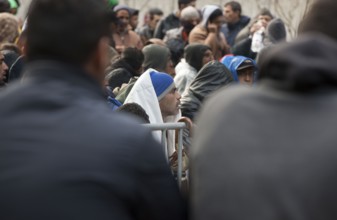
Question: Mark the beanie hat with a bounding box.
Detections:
[184,43,211,71]
[181,6,200,20]
[142,44,171,71]
[0,12,19,43]
[266,18,286,44]
[150,71,175,100]
[113,5,130,15]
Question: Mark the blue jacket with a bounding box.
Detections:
[221,15,250,47]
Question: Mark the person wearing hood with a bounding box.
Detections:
[221,1,250,47]
[115,44,174,103]
[124,69,181,157]
[189,5,229,60]
[221,55,257,86]
[180,60,233,121]
[175,43,213,95]
[191,0,337,218]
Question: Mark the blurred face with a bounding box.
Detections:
[258,15,272,28]
[116,10,130,30]
[130,14,139,30]
[0,53,8,86]
[202,49,214,66]
[210,15,224,30]
[237,67,254,86]
[182,16,200,33]
[224,5,239,24]
[159,86,181,118]
[149,14,162,30]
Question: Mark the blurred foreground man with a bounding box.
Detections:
[0,0,186,219]
[191,0,337,219]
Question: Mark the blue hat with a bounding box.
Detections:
[149,71,174,100]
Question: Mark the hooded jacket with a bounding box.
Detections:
[124,68,181,157]
[180,61,233,121]
[189,5,228,60]
[191,33,337,220]
[225,55,257,82]
[174,44,211,95]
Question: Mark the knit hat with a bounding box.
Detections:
[266,18,286,44]
[0,12,19,43]
[142,44,171,71]
[180,6,200,20]
[113,5,130,15]
[184,43,211,71]
[150,71,175,100]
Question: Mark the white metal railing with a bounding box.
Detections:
[143,122,186,188]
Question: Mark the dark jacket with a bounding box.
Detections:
[180,61,234,121]
[221,15,250,47]
[192,33,337,220]
[154,12,180,39]
[0,61,186,220]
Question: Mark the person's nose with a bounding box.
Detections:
[176,91,181,100]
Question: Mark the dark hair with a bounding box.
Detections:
[209,8,223,23]
[26,0,112,64]
[117,103,150,123]
[225,1,241,15]
[149,8,163,20]
[0,43,22,54]
[0,0,10,13]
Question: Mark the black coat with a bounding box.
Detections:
[180,61,234,121]
[0,61,186,220]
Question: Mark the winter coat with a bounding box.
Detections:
[189,5,228,60]
[154,12,180,40]
[0,61,186,220]
[191,33,337,220]
[221,15,250,47]
[174,59,197,95]
[180,61,234,121]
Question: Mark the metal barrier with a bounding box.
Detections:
[143,122,186,188]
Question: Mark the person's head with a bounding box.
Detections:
[0,52,8,86]
[224,1,241,24]
[180,6,200,33]
[178,0,196,11]
[117,102,150,123]
[257,8,273,28]
[148,8,163,30]
[165,38,184,68]
[121,47,144,74]
[142,44,173,75]
[202,6,223,30]
[150,71,181,118]
[0,0,10,13]
[299,0,337,41]
[229,56,256,86]
[113,5,130,32]
[184,43,213,72]
[26,0,113,83]
[0,12,19,44]
[264,18,287,45]
[129,8,139,31]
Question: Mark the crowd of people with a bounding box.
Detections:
[1,0,337,219]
